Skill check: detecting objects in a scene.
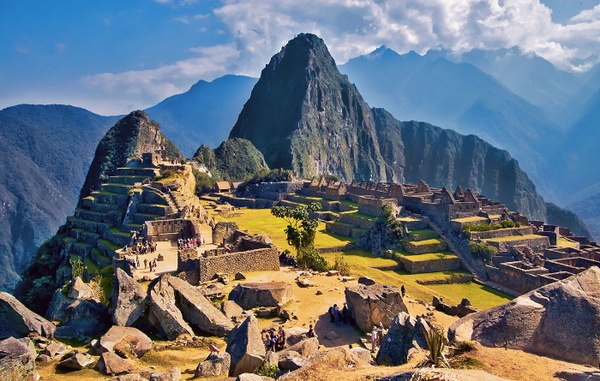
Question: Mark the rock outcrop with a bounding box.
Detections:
[54,299,110,341]
[0,337,38,381]
[167,276,234,336]
[68,277,97,300]
[0,292,55,338]
[376,312,427,366]
[147,277,194,340]
[96,351,136,375]
[97,326,152,359]
[228,282,291,310]
[345,283,408,333]
[226,315,266,376]
[449,266,600,366]
[195,352,231,378]
[58,350,95,370]
[110,268,149,327]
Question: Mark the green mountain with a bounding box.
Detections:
[193,138,268,182]
[0,105,117,292]
[229,33,548,220]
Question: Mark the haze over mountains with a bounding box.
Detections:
[1,32,599,292]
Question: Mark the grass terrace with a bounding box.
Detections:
[485,234,544,243]
[557,237,579,248]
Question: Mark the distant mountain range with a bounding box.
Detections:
[2,34,600,293]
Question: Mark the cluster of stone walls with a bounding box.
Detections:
[357,196,396,217]
[485,263,554,294]
[469,226,534,240]
[395,254,461,273]
[198,247,279,282]
[145,218,195,241]
[178,249,199,272]
[212,222,238,245]
[244,181,305,201]
[220,195,278,209]
[487,236,550,252]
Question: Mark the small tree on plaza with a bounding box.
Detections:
[271,202,328,271]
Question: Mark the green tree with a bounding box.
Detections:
[271,202,327,271]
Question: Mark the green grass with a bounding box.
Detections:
[98,239,121,251]
[397,252,458,261]
[451,216,487,223]
[216,208,353,251]
[409,238,445,246]
[485,234,544,243]
[408,229,439,240]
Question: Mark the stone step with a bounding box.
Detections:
[76,208,122,225]
[484,234,550,253]
[107,175,148,185]
[136,203,170,216]
[403,238,447,255]
[88,201,121,213]
[405,229,439,242]
[133,213,162,225]
[90,248,113,269]
[97,239,122,258]
[100,183,133,195]
[90,191,129,208]
[71,242,93,257]
[395,252,461,274]
[68,217,112,235]
[104,228,132,247]
[124,223,143,232]
[115,167,160,177]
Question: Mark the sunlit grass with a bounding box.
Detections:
[486,234,544,243]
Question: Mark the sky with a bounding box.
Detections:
[1,0,600,116]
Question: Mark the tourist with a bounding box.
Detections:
[371,325,379,352]
[276,327,286,351]
[307,324,315,338]
[401,284,406,297]
[334,304,340,326]
[342,303,349,324]
[328,305,335,322]
[144,258,148,269]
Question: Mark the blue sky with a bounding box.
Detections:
[1,0,600,115]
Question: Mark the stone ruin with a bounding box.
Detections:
[177,223,280,284]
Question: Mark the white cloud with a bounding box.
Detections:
[213,0,600,72]
[81,44,240,113]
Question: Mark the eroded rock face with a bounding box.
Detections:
[449,266,600,366]
[195,352,231,378]
[375,312,426,366]
[226,315,266,377]
[97,326,152,359]
[167,276,234,337]
[228,282,291,310]
[110,268,148,327]
[0,337,38,381]
[147,277,194,340]
[0,292,55,339]
[345,283,408,333]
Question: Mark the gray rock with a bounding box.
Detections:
[226,314,266,377]
[0,292,55,339]
[236,373,275,381]
[36,354,52,364]
[357,276,376,286]
[58,350,95,370]
[345,283,408,333]
[265,350,279,367]
[284,327,310,346]
[0,337,38,381]
[555,370,600,381]
[278,355,306,372]
[98,326,152,359]
[282,337,319,357]
[110,268,149,327]
[194,352,231,378]
[228,282,291,310]
[149,366,181,381]
[167,276,234,337]
[40,341,67,358]
[349,347,373,365]
[199,282,225,299]
[375,369,516,381]
[68,277,96,300]
[54,299,110,339]
[375,312,427,366]
[96,351,136,375]
[449,266,600,366]
[221,300,244,320]
[147,277,194,340]
[235,272,246,280]
[46,289,74,323]
[107,374,145,381]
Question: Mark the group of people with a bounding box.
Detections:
[371,323,385,352]
[261,327,286,352]
[126,230,157,255]
[127,255,158,272]
[278,251,297,267]
[328,303,350,326]
[177,236,204,250]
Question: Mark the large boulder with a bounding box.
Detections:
[228,282,291,310]
[167,276,234,336]
[0,292,55,339]
[58,350,95,370]
[110,268,149,327]
[97,326,152,359]
[449,266,600,366]
[149,366,181,381]
[280,337,319,357]
[147,277,194,340]
[54,299,110,340]
[226,315,266,377]
[96,351,136,375]
[68,277,97,300]
[345,283,408,333]
[194,352,231,378]
[46,289,72,323]
[221,300,244,320]
[0,337,38,381]
[375,312,427,366]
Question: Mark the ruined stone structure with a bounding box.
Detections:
[178,228,279,283]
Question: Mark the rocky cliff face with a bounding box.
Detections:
[79,110,166,202]
[229,33,547,220]
[230,33,388,181]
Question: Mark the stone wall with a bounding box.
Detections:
[395,255,461,274]
[469,226,534,240]
[485,262,554,294]
[212,222,239,245]
[178,249,199,272]
[219,195,278,209]
[145,218,202,241]
[487,236,550,253]
[357,195,396,217]
[198,247,279,282]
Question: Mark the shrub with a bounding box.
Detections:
[70,256,84,279]
[333,254,351,276]
[297,248,328,272]
[255,362,278,378]
[468,241,498,262]
[422,324,449,368]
